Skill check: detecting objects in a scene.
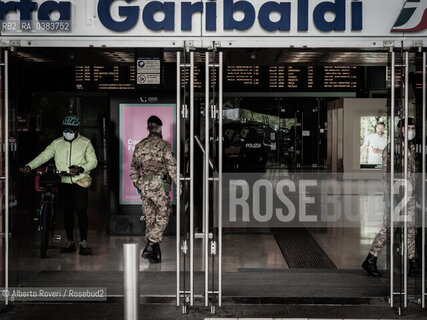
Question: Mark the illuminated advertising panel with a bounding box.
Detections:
[119,103,176,205]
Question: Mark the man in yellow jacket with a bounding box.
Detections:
[20,115,98,255]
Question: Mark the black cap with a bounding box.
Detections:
[397,117,415,128]
[147,115,163,126]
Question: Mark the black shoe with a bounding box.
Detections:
[60,240,76,253]
[151,243,161,264]
[408,259,419,277]
[79,240,93,255]
[141,240,161,263]
[362,253,381,277]
[141,239,155,259]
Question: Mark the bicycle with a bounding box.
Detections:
[33,165,71,258]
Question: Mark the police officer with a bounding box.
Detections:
[239,128,268,172]
[362,117,417,277]
[130,115,177,263]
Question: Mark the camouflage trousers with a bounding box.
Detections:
[369,197,416,259]
[140,179,172,244]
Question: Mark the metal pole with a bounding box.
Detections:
[390,50,395,308]
[205,52,210,307]
[4,50,8,306]
[404,51,409,308]
[189,51,195,306]
[422,51,426,309]
[202,154,206,270]
[176,51,181,307]
[218,51,223,307]
[123,243,140,320]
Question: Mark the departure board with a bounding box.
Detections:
[269,66,316,89]
[75,65,136,91]
[226,66,260,85]
[386,66,402,88]
[268,65,357,90]
[177,64,360,92]
[74,63,360,92]
[416,69,423,91]
[180,66,202,89]
[323,66,357,88]
[181,66,218,89]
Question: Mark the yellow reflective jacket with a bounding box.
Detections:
[27,134,98,184]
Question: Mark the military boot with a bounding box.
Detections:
[362,253,381,277]
[142,241,161,264]
[150,243,161,264]
[141,239,155,260]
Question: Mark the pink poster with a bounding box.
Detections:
[120,104,176,205]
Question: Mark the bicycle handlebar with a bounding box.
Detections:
[59,171,73,177]
[20,167,77,178]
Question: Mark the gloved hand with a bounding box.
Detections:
[69,165,84,176]
[134,182,142,196]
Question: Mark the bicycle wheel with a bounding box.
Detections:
[40,202,52,258]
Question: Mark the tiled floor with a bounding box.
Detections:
[9,232,287,272]
[2,301,427,320]
[9,226,386,273]
[7,230,392,299]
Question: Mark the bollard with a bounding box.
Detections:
[123,243,140,320]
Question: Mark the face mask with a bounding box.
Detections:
[63,132,76,141]
[408,129,416,141]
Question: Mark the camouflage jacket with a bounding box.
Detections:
[382,140,417,197]
[130,132,177,188]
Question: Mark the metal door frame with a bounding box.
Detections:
[176,47,223,313]
[389,49,405,312]
[389,49,418,313]
[1,49,9,306]
[176,48,196,311]
[204,50,223,311]
[389,49,427,311]
[422,50,427,309]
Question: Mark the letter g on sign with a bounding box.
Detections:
[98,0,139,32]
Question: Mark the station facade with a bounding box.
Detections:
[1,0,427,316]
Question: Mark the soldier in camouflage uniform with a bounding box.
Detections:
[363,117,418,277]
[130,115,177,263]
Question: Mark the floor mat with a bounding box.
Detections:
[272,228,337,269]
[17,270,387,298]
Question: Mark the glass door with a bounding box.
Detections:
[388,47,426,314]
[1,49,10,306]
[176,48,196,311]
[217,47,397,305]
[409,48,427,310]
[176,48,224,314]
[422,49,427,310]
[203,50,223,312]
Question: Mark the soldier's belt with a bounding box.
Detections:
[142,174,172,194]
[142,174,164,181]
